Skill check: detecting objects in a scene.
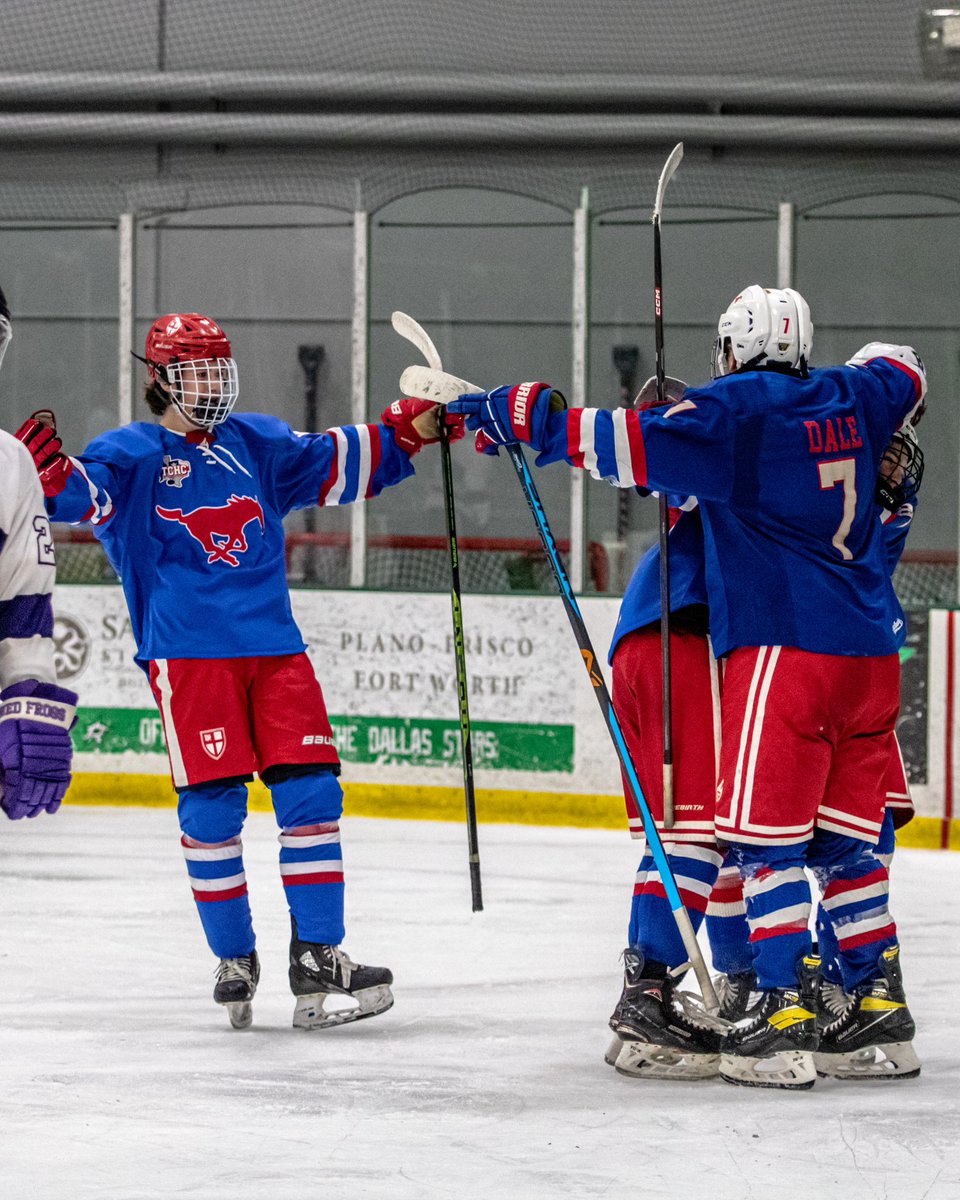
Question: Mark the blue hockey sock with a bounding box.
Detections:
[704,863,753,976]
[628,843,721,969]
[809,829,897,992]
[270,769,345,946]
[178,781,254,959]
[728,843,812,990]
[181,835,255,959]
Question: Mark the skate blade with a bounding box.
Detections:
[814,1041,921,1081]
[223,1000,253,1031]
[615,1040,720,1081]
[719,1049,816,1090]
[604,1035,623,1067]
[292,984,394,1030]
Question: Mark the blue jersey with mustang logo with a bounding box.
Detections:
[46,413,415,664]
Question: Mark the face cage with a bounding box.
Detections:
[165,356,239,428]
[875,436,924,512]
[0,316,11,372]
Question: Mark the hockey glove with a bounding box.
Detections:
[14,411,74,497]
[381,397,466,457]
[447,383,567,462]
[0,680,78,819]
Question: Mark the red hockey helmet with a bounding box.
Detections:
[145,313,231,371]
[143,313,239,428]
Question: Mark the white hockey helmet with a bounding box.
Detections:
[713,285,813,377]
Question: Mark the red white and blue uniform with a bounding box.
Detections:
[535,351,924,989]
[46,412,418,958]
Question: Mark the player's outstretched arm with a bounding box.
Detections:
[14,412,117,527]
[449,381,734,501]
[270,400,463,513]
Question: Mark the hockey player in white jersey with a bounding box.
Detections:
[0,288,77,821]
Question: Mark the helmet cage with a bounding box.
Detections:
[875,426,924,512]
[164,356,239,429]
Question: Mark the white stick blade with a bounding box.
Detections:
[653,142,684,220]
[391,310,443,371]
[399,364,481,407]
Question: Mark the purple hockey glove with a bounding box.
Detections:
[0,680,78,819]
[447,383,567,461]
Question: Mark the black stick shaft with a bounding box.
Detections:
[653,219,675,827]
[439,420,483,911]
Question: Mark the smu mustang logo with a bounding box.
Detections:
[156,495,265,567]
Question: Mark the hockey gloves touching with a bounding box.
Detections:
[0,680,78,820]
[14,410,74,497]
[380,397,466,457]
[447,383,567,464]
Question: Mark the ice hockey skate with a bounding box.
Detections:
[608,948,721,1080]
[289,918,394,1030]
[213,951,260,1031]
[714,970,759,1023]
[719,955,820,1089]
[814,944,921,1081]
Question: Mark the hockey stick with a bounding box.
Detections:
[398,365,719,1011]
[390,312,483,913]
[652,141,683,829]
[298,345,325,583]
[504,442,718,1010]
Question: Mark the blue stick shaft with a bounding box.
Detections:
[505,444,718,1009]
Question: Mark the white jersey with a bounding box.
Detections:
[0,430,58,687]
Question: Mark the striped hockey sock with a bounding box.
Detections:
[817,860,897,991]
[181,835,255,959]
[279,823,345,946]
[738,856,813,990]
[705,864,753,976]
[628,843,722,969]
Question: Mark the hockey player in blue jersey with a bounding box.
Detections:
[451,285,926,1088]
[0,287,77,826]
[16,311,459,1032]
[608,413,926,1082]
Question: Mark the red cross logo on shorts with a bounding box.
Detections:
[200,728,226,759]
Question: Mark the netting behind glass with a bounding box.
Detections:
[4,0,959,601]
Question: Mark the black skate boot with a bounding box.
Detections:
[214,950,260,1031]
[289,918,394,1030]
[719,954,820,1089]
[715,970,760,1023]
[814,944,920,1081]
[608,949,721,1080]
[816,977,852,1033]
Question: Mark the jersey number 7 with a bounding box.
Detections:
[818,458,856,561]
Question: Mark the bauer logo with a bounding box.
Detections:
[200,728,226,759]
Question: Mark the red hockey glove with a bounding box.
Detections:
[381,398,466,457]
[13,411,74,497]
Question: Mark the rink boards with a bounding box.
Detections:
[51,586,960,850]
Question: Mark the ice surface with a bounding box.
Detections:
[0,806,958,1200]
